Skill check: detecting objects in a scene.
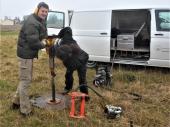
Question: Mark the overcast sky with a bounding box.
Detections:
[0,0,170,19]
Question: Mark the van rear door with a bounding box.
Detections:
[150,9,170,67]
[70,10,112,62]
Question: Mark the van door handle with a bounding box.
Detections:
[100,32,107,35]
[154,33,164,36]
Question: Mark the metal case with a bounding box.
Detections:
[117,34,135,50]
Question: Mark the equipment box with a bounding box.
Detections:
[117,34,135,50]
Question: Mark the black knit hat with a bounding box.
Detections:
[37,2,49,10]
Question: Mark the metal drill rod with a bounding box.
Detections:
[49,56,56,102]
[51,76,56,102]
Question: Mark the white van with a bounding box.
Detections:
[47,8,170,68]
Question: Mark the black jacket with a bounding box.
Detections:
[17,14,47,59]
[51,27,89,70]
[55,44,89,70]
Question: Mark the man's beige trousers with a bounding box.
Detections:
[13,57,33,114]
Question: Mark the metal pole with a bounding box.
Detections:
[49,56,56,102]
[51,76,55,101]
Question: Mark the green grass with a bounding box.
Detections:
[0,31,19,36]
[0,31,170,127]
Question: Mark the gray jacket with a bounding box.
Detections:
[17,14,47,59]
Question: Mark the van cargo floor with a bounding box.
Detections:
[112,58,148,65]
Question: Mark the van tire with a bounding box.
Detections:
[87,61,96,68]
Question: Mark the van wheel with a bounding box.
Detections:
[87,61,96,68]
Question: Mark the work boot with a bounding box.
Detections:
[11,103,20,110]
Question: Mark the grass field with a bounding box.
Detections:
[0,31,170,127]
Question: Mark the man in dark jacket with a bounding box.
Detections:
[52,27,89,96]
[12,2,49,116]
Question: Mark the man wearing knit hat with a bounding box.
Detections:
[12,2,49,116]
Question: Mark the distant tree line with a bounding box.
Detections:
[3,16,22,24]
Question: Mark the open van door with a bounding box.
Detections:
[70,10,112,62]
[47,11,67,36]
[150,9,170,67]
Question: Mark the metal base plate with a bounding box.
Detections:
[31,93,71,110]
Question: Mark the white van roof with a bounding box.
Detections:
[73,7,169,12]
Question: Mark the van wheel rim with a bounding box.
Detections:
[87,61,96,68]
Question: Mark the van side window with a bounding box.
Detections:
[155,10,170,31]
[47,11,65,29]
